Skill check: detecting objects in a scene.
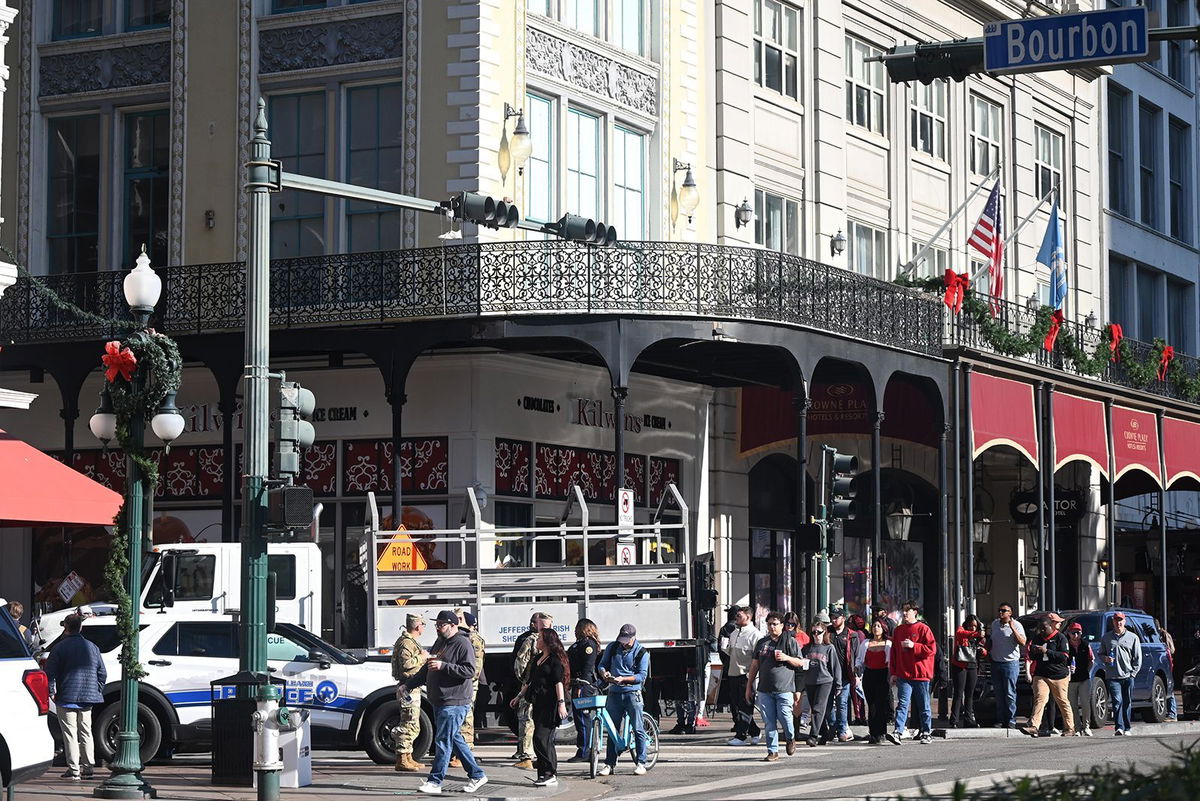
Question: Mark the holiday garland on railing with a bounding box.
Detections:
[896,274,1200,403]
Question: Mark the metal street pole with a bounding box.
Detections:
[817,447,829,613]
[94,339,152,801]
[243,99,281,801]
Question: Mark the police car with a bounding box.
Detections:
[48,612,431,765]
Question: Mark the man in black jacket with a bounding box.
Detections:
[44,614,105,780]
[1021,619,1075,737]
[404,610,488,795]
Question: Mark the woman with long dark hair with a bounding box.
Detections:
[512,627,571,786]
[950,613,986,727]
[855,618,893,743]
[566,619,601,761]
[802,620,842,746]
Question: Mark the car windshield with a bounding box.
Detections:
[276,624,361,665]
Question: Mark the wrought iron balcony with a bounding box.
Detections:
[0,241,944,355]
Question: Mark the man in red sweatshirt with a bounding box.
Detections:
[887,601,936,745]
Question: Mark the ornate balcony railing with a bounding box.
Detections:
[0,241,944,355]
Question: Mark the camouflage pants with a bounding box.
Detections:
[516,697,534,758]
[394,686,422,755]
[460,681,480,745]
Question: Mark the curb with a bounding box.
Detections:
[940,720,1200,739]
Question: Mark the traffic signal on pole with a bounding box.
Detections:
[827,450,858,521]
[878,39,985,84]
[273,378,316,483]
[450,191,520,229]
[550,213,619,246]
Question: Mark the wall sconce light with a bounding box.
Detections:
[734,198,754,230]
[1096,548,1110,574]
[829,229,846,258]
[498,102,533,186]
[1085,310,1098,328]
[973,548,995,595]
[204,209,215,230]
[1026,290,1040,312]
[672,158,700,226]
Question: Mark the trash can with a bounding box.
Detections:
[210,671,286,787]
[279,708,312,788]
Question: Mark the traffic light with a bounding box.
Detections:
[273,378,315,483]
[877,39,985,84]
[549,213,619,246]
[826,450,859,521]
[450,191,520,229]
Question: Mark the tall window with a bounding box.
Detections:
[527,0,552,15]
[53,0,102,39]
[754,0,800,100]
[127,0,170,29]
[612,127,645,241]
[845,37,885,135]
[566,109,601,221]
[1139,101,1161,229]
[848,220,887,278]
[47,116,100,274]
[1109,256,1132,327]
[1137,265,1158,342]
[1169,118,1190,242]
[524,94,555,224]
[563,0,598,38]
[1035,125,1063,201]
[970,95,1001,176]
[1107,87,1131,215]
[1167,0,1189,83]
[123,111,170,269]
[910,80,946,159]
[347,84,404,251]
[269,94,326,258]
[753,189,799,255]
[911,244,948,278]
[614,0,642,54]
[1168,278,1192,353]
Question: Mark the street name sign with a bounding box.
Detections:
[984,7,1149,75]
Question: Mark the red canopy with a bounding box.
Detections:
[0,429,122,526]
[1053,394,1109,476]
[971,373,1038,464]
[1163,417,1200,488]
[1112,406,1161,485]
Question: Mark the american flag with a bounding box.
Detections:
[968,180,1004,315]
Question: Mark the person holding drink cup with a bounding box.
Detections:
[745,612,804,760]
[1100,612,1141,735]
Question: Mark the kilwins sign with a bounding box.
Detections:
[1010,487,1086,527]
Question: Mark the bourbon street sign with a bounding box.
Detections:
[984,6,1150,75]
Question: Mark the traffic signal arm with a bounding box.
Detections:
[873,38,985,84]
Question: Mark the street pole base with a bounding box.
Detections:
[92,775,156,800]
[256,768,281,801]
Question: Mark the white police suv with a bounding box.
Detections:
[52,612,431,765]
[0,599,54,789]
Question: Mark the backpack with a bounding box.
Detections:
[601,641,652,696]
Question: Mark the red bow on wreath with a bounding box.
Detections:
[1108,323,1123,362]
[942,269,969,314]
[102,340,137,383]
[1158,345,1175,381]
[1043,309,1064,352]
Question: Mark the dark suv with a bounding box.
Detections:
[973,608,1173,727]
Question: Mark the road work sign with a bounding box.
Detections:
[984,7,1149,75]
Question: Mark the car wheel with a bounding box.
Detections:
[1143,675,1169,723]
[1091,678,1110,729]
[363,700,434,765]
[93,701,163,766]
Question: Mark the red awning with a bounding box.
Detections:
[0,429,122,526]
[1053,394,1109,476]
[971,373,1038,465]
[1112,406,1161,485]
[1163,417,1200,488]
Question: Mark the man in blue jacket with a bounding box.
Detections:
[597,623,650,776]
[44,614,105,780]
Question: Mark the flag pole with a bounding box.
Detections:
[899,163,1001,278]
[970,179,1060,284]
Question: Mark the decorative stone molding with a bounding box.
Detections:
[259,13,404,74]
[168,0,186,267]
[16,1,30,267]
[39,41,170,97]
[526,25,657,117]
[235,0,252,261]
[402,0,418,248]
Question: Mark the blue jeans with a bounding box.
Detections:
[832,681,852,736]
[1168,690,1178,719]
[428,704,485,785]
[572,687,597,756]
[894,678,931,735]
[756,691,795,754]
[991,660,1020,727]
[605,690,647,766]
[1107,676,1135,732]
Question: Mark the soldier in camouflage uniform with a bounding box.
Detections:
[391,613,428,772]
[512,611,553,769]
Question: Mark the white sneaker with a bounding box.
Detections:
[727,737,749,746]
[750,735,761,745]
[633,763,647,775]
[533,776,558,787]
[597,764,613,776]
[417,781,442,795]
[1082,728,1093,737]
[462,775,488,793]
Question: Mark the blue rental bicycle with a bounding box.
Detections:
[572,694,661,778]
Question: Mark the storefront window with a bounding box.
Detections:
[749,528,792,625]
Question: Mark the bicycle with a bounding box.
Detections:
[572,694,660,778]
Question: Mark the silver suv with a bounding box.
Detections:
[0,600,54,789]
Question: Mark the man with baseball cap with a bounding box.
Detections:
[1100,612,1142,735]
[597,623,650,775]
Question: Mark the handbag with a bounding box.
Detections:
[954,643,977,664]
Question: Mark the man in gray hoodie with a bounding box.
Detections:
[1099,612,1142,736]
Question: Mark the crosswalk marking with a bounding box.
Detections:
[875,769,1065,800]
[718,768,941,801]
[606,767,829,801]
